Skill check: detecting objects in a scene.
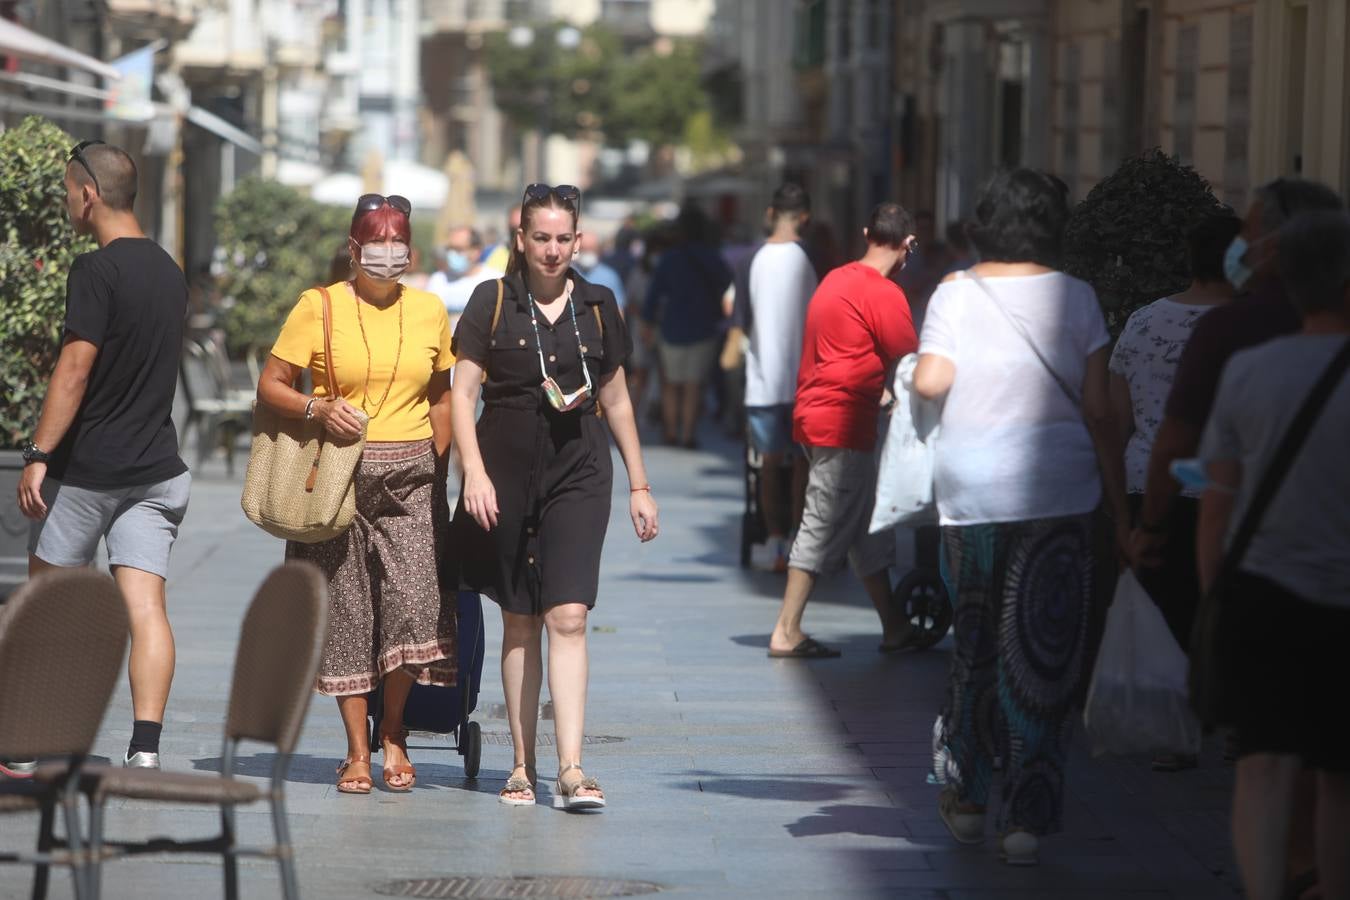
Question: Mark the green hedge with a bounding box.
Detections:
[0,117,97,449]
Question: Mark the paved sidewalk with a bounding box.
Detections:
[1,427,1240,899]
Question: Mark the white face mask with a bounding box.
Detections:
[576,251,600,270]
[357,242,410,281]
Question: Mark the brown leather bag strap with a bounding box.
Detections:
[307,286,338,492]
[490,278,504,335]
[318,286,338,398]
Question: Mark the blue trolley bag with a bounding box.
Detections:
[368,589,485,778]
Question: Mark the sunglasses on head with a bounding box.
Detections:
[69,139,107,195]
[523,183,581,211]
[355,194,412,216]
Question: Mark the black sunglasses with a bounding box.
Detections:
[355,193,412,216]
[69,139,107,195]
[523,183,581,212]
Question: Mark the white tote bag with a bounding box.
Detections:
[869,354,940,533]
[1082,569,1202,756]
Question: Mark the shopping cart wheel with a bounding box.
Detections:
[891,569,953,650]
[462,720,481,779]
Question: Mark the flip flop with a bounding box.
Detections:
[878,630,924,654]
[768,638,841,659]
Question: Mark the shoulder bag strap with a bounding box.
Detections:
[319,286,338,397]
[306,285,338,492]
[490,278,505,335]
[1218,337,1350,574]
[965,269,1081,409]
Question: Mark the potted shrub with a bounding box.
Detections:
[0,116,96,597]
[1063,148,1227,336]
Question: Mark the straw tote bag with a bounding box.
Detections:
[241,286,368,543]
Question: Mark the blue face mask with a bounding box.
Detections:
[445,249,471,275]
[1223,236,1253,291]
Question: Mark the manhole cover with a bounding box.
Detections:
[375,875,662,898]
[480,731,626,746]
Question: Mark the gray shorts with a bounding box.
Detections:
[29,471,191,579]
[788,445,894,577]
[658,337,719,384]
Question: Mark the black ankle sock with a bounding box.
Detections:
[128,720,162,756]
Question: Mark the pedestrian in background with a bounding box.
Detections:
[1197,210,1350,900]
[642,203,733,448]
[914,168,1129,865]
[450,183,658,811]
[767,201,917,658]
[1107,212,1240,697]
[18,141,190,771]
[434,225,505,328]
[574,231,627,306]
[743,183,817,572]
[258,193,457,795]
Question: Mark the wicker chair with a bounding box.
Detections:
[0,569,129,900]
[76,562,328,900]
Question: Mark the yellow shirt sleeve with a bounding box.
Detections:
[434,300,455,372]
[271,290,319,370]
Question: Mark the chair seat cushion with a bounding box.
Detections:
[93,769,263,805]
[34,762,262,805]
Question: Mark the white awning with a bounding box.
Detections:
[0,70,262,154]
[0,20,121,81]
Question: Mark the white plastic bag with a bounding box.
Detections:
[869,354,941,533]
[1083,570,1201,756]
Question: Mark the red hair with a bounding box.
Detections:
[350,205,411,245]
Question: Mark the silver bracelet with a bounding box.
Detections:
[303,397,318,420]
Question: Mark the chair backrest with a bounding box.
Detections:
[181,341,221,403]
[0,570,128,760]
[225,562,329,751]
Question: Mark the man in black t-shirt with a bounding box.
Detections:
[16,141,189,770]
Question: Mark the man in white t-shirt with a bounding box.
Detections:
[434,226,504,327]
[745,184,818,571]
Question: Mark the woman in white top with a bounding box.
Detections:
[1107,213,1239,661]
[913,169,1129,864]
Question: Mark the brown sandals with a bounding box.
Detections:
[335,758,373,794]
[380,728,416,792]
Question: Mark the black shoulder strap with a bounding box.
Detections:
[966,269,1081,409]
[1220,337,1350,572]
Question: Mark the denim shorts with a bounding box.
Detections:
[746,404,795,456]
[29,471,191,579]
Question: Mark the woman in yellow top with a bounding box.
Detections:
[257,194,455,794]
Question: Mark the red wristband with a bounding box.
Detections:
[630,485,651,493]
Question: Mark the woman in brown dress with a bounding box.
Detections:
[258,195,456,794]
[450,184,659,810]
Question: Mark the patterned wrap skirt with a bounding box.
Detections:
[287,439,457,696]
[931,513,1097,835]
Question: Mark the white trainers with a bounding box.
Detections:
[0,760,37,779]
[749,539,788,573]
[1000,830,1039,866]
[123,751,160,770]
[937,788,985,844]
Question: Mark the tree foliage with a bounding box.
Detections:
[1063,148,1227,335]
[214,178,350,355]
[0,116,96,448]
[485,23,709,149]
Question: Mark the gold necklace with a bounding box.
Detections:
[351,283,404,418]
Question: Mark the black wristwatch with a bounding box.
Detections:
[21,440,50,465]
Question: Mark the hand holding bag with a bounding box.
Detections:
[241,286,369,542]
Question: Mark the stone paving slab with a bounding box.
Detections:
[0,428,1241,899]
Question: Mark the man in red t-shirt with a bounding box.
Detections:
[768,203,919,658]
